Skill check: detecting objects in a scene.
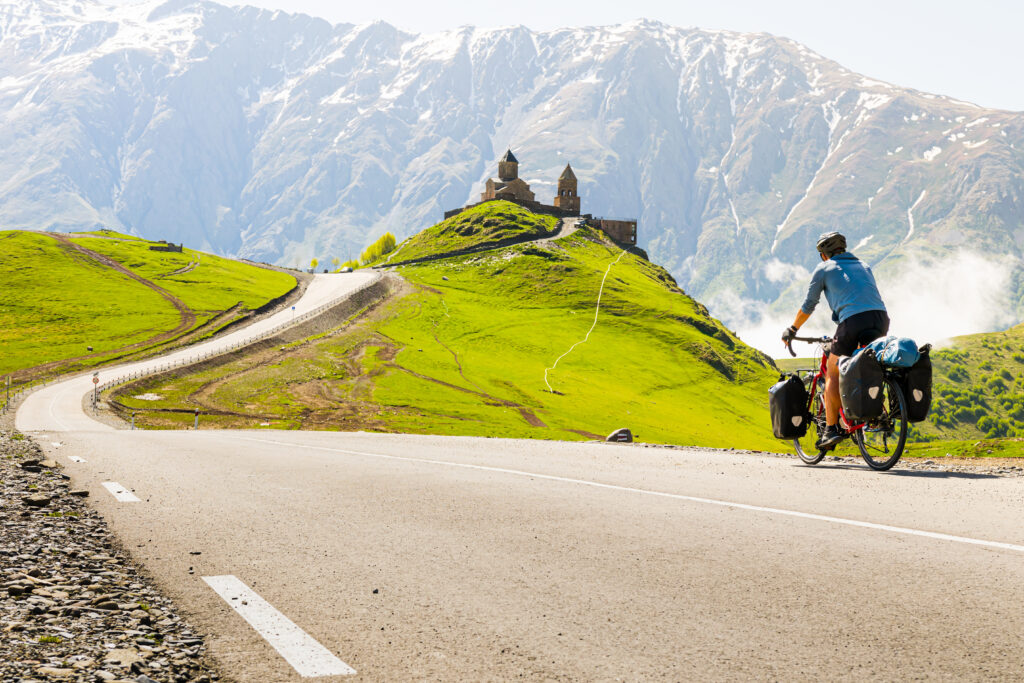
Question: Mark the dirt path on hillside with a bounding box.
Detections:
[11,235,197,382]
[535,217,581,246]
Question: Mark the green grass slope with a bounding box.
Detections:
[904,323,1024,455]
[118,222,783,450]
[0,230,296,381]
[390,201,559,263]
[68,235,295,320]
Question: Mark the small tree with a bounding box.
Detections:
[310,258,319,271]
[331,257,340,270]
[359,232,397,265]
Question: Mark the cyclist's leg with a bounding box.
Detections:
[824,352,841,425]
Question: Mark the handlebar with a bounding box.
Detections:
[785,335,833,358]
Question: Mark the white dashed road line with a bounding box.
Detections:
[68,455,86,463]
[101,481,140,502]
[202,575,356,677]
[232,435,1024,556]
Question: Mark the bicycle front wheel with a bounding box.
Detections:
[854,377,908,471]
[792,383,827,465]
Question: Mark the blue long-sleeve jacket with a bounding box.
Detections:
[801,252,886,323]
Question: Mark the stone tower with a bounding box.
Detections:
[553,163,580,214]
[497,149,519,181]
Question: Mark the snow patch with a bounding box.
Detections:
[923,146,942,161]
[904,190,927,243]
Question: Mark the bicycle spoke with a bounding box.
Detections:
[855,376,907,470]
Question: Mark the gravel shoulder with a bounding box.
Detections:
[0,429,220,683]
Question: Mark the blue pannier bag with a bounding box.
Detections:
[862,336,920,368]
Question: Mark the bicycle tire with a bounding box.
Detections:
[855,377,907,471]
[793,382,827,465]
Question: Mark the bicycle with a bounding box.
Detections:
[786,335,909,471]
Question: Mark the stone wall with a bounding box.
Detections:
[593,219,637,246]
[148,242,183,252]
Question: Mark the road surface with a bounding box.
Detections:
[17,272,379,433]
[15,272,1024,680]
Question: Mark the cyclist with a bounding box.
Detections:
[781,232,889,447]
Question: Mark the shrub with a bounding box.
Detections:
[987,377,1008,394]
[1001,369,1014,381]
[953,405,984,422]
[947,365,970,383]
[360,232,397,265]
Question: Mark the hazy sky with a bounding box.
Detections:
[175,0,1019,112]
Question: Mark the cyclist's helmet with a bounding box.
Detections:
[815,231,847,258]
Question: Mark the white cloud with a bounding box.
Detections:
[708,251,1019,358]
[763,258,810,284]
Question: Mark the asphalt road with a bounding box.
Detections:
[15,272,1024,681]
[17,271,379,433]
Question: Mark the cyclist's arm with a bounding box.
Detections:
[797,266,826,326]
[791,310,810,331]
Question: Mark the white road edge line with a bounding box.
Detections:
[231,435,1024,555]
[100,481,140,503]
[68,455,86,463]
[202,575,356,677]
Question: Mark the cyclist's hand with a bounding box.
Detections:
[782,325,798,344]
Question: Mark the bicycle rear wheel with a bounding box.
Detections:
[792,383,827,465]
[854,377,908,471]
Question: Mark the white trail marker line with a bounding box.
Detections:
[68,455,86,463]
[544,249,626,392]
[100,481,140,502]
[202,575,355,677]
[232,435,1024,556]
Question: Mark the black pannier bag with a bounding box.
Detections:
[838,349,885,422]
[769,374,809,439]
[900,344,932,422]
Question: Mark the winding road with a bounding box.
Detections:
[15,272,1024,681]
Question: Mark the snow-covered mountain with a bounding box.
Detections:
[3,0,1024,344]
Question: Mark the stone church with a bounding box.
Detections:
[444,149,636,245]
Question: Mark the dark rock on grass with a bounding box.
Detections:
[606,427,633,443]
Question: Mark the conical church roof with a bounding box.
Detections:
[559,163,577,181]
[499,148,519,164]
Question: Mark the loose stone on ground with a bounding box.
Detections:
[0,429,219,683]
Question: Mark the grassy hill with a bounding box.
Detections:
[0,230,296,384]
[114,215,785,450]
[387,201,559,264]
[901,324,1024,456]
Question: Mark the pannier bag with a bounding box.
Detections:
[863,335,920,368]
[900,344,932,422]
[769,374,809,439]
[838,349,885,422]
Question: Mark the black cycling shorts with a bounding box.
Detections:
[832,310,890,357]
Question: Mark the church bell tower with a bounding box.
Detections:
[497,149,519,181]
[553,163,580,214]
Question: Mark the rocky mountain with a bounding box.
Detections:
[2,0,1023,347]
